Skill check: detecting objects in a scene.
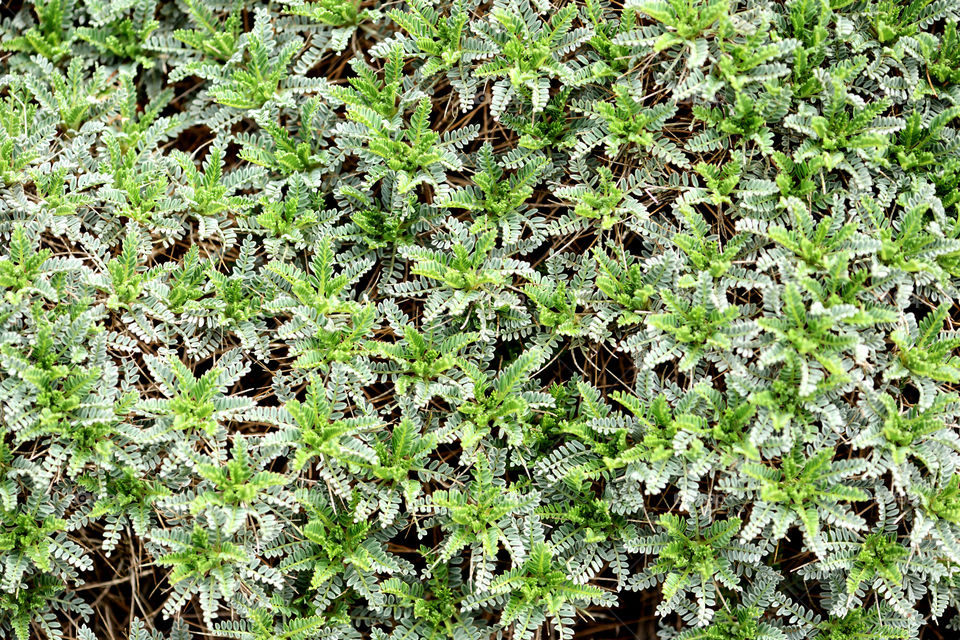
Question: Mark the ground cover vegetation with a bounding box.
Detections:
[1,0,960,638]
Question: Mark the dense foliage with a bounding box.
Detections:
[1,0,960,638]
